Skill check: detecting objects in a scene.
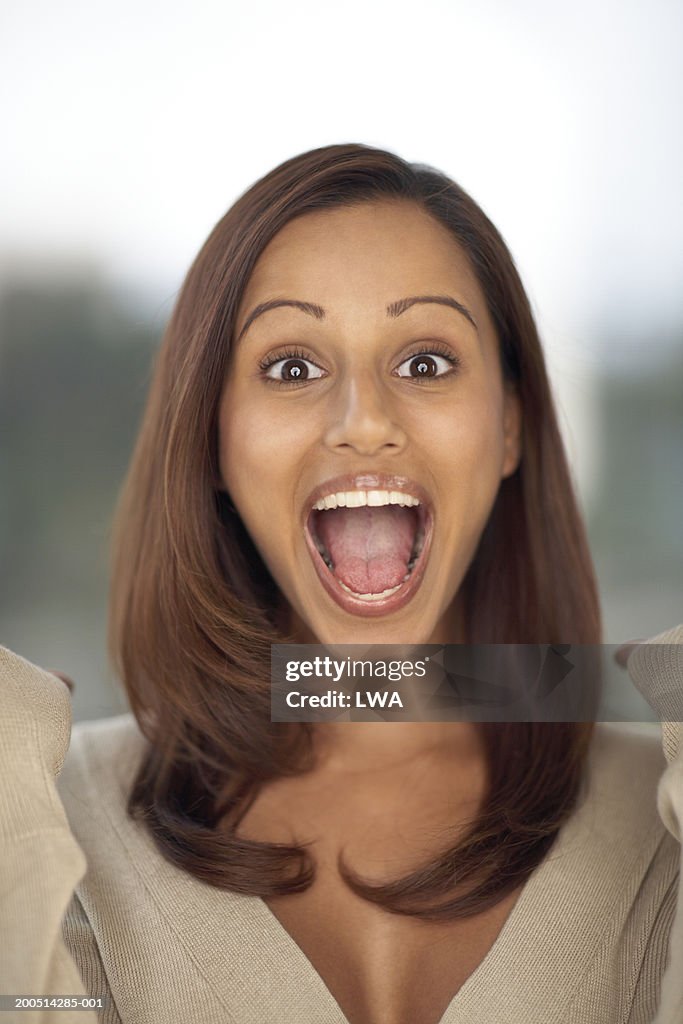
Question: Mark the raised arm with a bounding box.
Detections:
[0,645,100,1024]
[624,625,683,1024]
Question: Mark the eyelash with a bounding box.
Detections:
[258,346,313,385]
[397,343,461,381]
[258,343,461,386]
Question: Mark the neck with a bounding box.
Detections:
[310,720,485,777]
[277,597,475,773]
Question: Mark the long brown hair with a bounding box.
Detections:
[109,144,600,920]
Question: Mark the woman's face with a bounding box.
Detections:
[218,200,521,646]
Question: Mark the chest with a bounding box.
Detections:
[264,869,521,1024]
[236,768,520,1024]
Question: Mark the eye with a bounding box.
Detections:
[395,351,456,379]
[262,354,326,383]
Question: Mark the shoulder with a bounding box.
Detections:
[473,724,679,1021]
[564,724,679,1021]
[56,712,148,845]
[574,722,671,849]
[69,710,146,761]
[53,712,268,1022]
[586,722,668,798]
[575,723,676,888]
[58,711,147,782]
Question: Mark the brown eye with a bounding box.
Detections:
[396,352,454,379]
[411,355,437,377]
[264,356,325,382]
[281,358,308,380]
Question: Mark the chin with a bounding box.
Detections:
[295,603,443,649]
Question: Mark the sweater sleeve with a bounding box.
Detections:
[61,895,122,1024]
[626,625,683,1024]
[0,645,99,1024]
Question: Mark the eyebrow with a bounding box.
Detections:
[387,294,477,330]
[237,293,477,342]
[237,300,325,342]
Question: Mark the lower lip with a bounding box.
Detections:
[303,509,433,618]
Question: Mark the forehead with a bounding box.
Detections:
[236,200,488,326]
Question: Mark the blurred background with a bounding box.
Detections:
[1,0,681,721]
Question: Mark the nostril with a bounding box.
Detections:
[324,427,407,457]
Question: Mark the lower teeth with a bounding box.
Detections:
[316,543,334,571]
[408,526,424,571]
[338,580,404,601]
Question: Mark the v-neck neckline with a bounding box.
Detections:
[250,884,526,1024]
[95,721,667,1024]
[230,725,660,1023]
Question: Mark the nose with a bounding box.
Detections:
[322,373,408,456]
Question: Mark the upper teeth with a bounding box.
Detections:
[312,490,420,511]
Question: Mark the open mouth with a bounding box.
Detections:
[303,479,433,617]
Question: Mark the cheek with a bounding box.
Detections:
[469,398,506,470]
[428,390,507,539]
[434,387,506,473]
[218,391,303,499]
[219,414,270,498]
[217,396,296,583]
[218,386,255,498]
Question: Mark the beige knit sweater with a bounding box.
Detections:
[1,629,682,1024]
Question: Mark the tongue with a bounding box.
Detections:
[315,506,419,594]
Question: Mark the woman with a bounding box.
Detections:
[1,143,681,1024]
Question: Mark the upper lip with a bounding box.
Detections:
[303,473,432,523]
